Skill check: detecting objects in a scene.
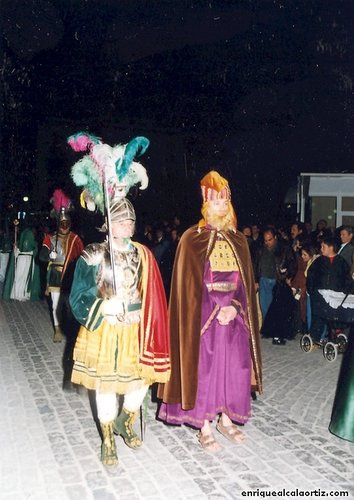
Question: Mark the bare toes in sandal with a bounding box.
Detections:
[216,420,245,444]
[197,431,223,453]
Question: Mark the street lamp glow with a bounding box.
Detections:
[23,196,29,202]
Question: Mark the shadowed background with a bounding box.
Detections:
[1,0,353,227]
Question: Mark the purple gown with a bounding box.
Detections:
[159,261,251,428]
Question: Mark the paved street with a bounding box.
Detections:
[1,298,353,500]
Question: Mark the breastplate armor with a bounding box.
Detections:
[88,243,142,323]
[52,235,66,265]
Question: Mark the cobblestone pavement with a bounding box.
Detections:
[1,299,353,500]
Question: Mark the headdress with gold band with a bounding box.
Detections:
[198,170,237,230]
[50,188,72,224]
[67,132,149,218]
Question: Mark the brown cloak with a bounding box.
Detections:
[158,225,263,410]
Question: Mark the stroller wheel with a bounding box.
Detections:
[336,333,348,353]
[323,342,337,362]
[300,334,313,353]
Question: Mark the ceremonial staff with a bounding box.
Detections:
[102,164,119,295]
[13,219,20,277]
[13,219,19,248]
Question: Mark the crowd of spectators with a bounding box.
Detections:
[2,214,354,350]
[240,219,354,345]
[135,215,185,298]
[134,215,354,349]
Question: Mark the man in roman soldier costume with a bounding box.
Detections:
[39,189,84,342]
[67,132,170,466]
[158,171,262,452]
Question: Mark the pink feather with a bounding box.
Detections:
[52,189,71,212]
[68,135,94,152]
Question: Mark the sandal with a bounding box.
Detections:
[197,431,222,453]
[216,419,245,444]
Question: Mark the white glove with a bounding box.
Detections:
[102,296,125,319]
[49,250,57,261]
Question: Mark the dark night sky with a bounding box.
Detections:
[1,0,354,228]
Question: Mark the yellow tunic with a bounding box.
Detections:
[72,321,148,393]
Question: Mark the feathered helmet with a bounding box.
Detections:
[50,189,72,224]
[67,132,150,213]
[111,198,136,223]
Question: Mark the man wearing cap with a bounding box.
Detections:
[69,197,170,466]
[39,211,84,342]
[158,171,262,452]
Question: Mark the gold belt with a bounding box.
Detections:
[206,282,237,292]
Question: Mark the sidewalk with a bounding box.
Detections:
[0,299,353,500]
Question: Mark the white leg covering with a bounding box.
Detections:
[0,253,9,283]
[96,392,118,423]
[51,291,61,326]
[124,385,149,412]
[11,254,32,301]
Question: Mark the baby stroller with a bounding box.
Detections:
[300,289,354,362]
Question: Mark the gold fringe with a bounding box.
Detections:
[158,406,251,426]
[72,320,170,391]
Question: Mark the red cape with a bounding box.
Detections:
[134,242,171,380]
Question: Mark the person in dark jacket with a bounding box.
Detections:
[307,237,351,345]
[337,225,354,268]
[253,227,298,345]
